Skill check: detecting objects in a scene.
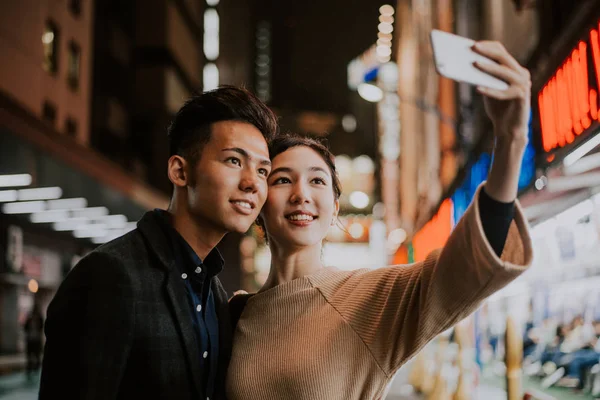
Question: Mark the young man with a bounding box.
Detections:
[39,86,279,400]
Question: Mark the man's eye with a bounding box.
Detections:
[258,168,269,177]
[226,157,241,166]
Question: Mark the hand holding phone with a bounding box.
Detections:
[430,29,510,91]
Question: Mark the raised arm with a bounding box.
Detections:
[473,40,532,203]
[316,41,533,376]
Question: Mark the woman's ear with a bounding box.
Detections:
[331,199,340,226]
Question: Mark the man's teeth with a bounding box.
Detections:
[288,214,314,221]
[233,201,252,209]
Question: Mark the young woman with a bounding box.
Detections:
[227,41,533,399]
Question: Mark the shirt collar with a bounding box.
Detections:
[153,209,224,277]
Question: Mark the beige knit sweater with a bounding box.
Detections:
[226,186,533,400]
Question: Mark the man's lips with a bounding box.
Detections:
[230,199,255,215]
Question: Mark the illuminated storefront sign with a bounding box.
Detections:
[538,19,600,153]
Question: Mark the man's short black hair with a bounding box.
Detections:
[167,85,279,166]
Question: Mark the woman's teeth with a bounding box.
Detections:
[287,214,314,221]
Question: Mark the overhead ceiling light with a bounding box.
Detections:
[0,174,32,188]
[73,227,108,239]
[379,15,394,24]
[0,190,18,202]
[348,222,365,239]
[379,4,395,16]
[387,228,407,247]
[47,197,87,210]
[377,38,392,47]
[28,279,39,294]
[376,45,392,57]
[2,201,46,214]
[353,156,375,174]
[378,22,394,34]
[357,83,384,102]
[17,186,62,201]
[30,209,69,223]
[563,131,600,167]
[122,222,138,232]
[91,230,124,245]
[349,191,370,209]
[341,114,357,133]
[99,214,128,229]
[53,218,90,231]
[71,207,109,219]
[377,55,391,64]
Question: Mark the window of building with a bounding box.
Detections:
[69,0,82,16]
[67,41,81,90]
[107,97,128,138]
[66,117,78,137]
[42,21,59,74]
[42,101,57,125]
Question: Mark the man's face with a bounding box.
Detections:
[186,121,271,234]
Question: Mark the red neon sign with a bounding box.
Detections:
[538,19,600,153]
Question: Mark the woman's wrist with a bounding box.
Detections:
[485,132,527,202]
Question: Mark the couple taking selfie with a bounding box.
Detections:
[39,40,533,400]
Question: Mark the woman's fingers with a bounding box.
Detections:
[477,85,529,101]
[474,60,523,86]
[473,41,522,72]
[472,40,531,100]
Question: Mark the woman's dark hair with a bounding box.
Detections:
[167,85,279,167]
[268,134,342,199]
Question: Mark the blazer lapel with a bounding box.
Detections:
[137,211,203,396]
[211,277,232,398]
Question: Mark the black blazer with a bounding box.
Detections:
[40,211,232,400]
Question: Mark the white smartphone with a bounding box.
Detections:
[430,29,509,91]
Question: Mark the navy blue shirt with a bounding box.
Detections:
[154,210,223,399]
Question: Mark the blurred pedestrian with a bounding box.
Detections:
[40,86,278,400]
[23,301,44,377]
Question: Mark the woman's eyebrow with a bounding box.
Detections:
[269,167,293,176]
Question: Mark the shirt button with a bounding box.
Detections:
[203,351,208,359]
[196,304,202,312]
[181,273,187,279]
[195,266,202,274]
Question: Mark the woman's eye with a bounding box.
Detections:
[272,177,291,184]
[226,157,241,166]
[312,178,326,185]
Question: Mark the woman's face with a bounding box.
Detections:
[261,146,339,250]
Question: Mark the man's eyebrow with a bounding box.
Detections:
[222,147,271,166]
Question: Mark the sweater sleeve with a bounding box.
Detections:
[479,187,515,257]
[314,183,533,376]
